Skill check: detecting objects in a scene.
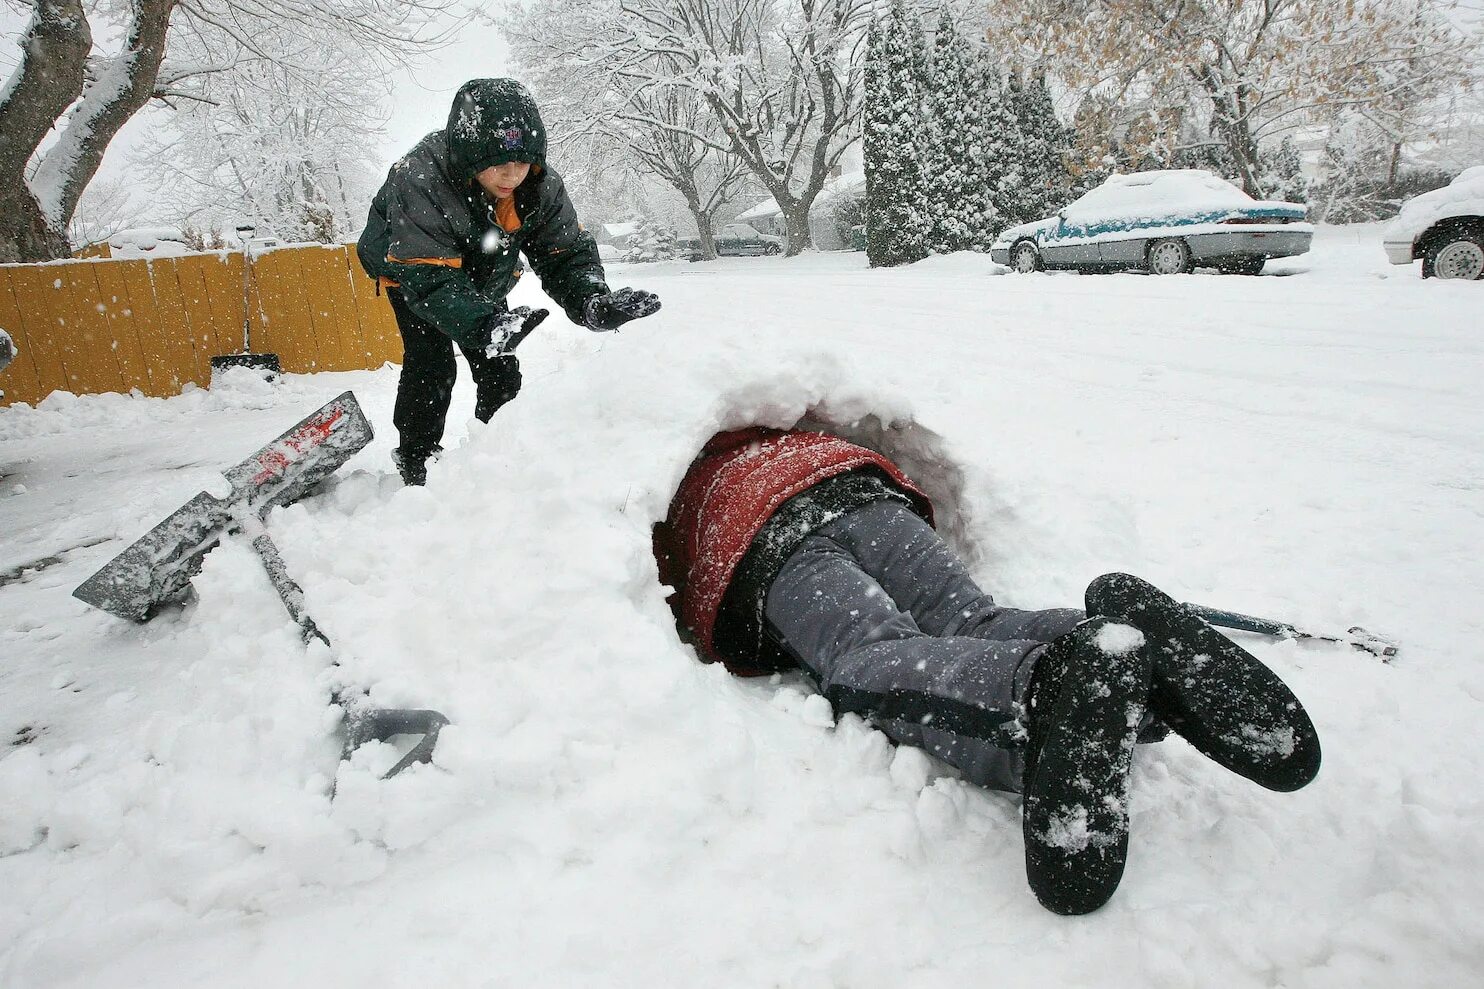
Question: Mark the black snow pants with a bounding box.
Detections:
[389,289,522,458]
[764,499,1084,793]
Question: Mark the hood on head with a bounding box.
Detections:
[446,78,548,182]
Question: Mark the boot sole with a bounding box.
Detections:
[1023,618,1153,915]
[1087,573,1321,792]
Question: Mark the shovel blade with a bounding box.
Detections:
[73,392,373,623]
[72,491,231,622]
[223,390,373,512]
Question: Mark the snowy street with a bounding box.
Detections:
[3,229,1483,986]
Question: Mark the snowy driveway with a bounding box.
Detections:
[3,228,1483,987]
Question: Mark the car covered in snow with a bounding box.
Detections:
[1381,166,1484,280]
[991,169,1312,275]
[679,223,786,260]
[106,226,196,258]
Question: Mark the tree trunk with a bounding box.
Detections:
[0,0,176,262]
[680,191,719,260]
[779,199,814,255]
[33,0,178,239]
[0,0,91,262]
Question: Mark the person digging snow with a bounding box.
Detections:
[653,427,1322,915]
[357,78,660,485]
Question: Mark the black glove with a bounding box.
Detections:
[583,287,661,332]
[484,306,549,357]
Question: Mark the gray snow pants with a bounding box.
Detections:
[764,499,1083,793]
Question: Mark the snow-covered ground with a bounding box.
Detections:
[3,227,1482,987]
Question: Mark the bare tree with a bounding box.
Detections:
[0,0,456,262]
[138,18,389,243]
[984,0,1479,195]
[504,0,873,256]
[502,0,753,259]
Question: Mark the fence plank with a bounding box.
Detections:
[346,261,402,366]
[5,266,74,398]
[249,248,320,372]
[197,252,248,358]
[327,248,373,367]
[92,261,154,394]
[174,255,233,363]
[145,258,210,390]
[117,258,178,396]
[58,263,127,396]
[297,246,361,370]
[0,271,45,406]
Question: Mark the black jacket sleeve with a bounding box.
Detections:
[520,171,609,325]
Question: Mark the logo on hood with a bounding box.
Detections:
[501,127,524,150]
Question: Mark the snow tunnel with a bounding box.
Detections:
[652,398,986,669]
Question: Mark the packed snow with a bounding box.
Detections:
[3,227,1483,987]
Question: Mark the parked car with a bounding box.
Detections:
[1381,166,1484,280]
[991,170,1312,275]
[679,223,785,260]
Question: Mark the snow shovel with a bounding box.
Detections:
[210,225,281,383]
[73,391,449,780]
[1187,602,1399,661]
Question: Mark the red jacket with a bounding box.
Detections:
[657,427,932,666]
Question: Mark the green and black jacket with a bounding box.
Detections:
[357,78,608,350]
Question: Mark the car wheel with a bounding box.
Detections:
[764,242,782,255]
[1147,238,1193,275]
[1424,233,1484,280]
[1012,242,1043,273]
[1218,257,1265,275]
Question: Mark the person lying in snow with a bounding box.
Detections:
[653,427,1321,915]
[357,78,660,486]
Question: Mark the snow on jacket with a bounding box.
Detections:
[657,428,933,667]
[356,78,608,349]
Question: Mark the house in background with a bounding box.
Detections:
[734,168,867,252]
[593,222,641,249]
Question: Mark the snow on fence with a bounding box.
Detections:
[0,244,402,407]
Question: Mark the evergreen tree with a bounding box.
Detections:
[1008,72,1075,225]
[925,11,999,253]
[864,2,930,267]
[973,53,1021,240]
[621,218,678,262]
[1258,136,1309,203]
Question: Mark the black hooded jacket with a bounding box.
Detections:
[357,79,608,349]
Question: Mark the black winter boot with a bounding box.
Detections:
[391,445,442,487]
[1021,617,1153,916]
[1085,573,1321,792]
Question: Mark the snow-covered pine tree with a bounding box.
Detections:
[973,53,1020,240]
[925,11,998,253]
[621,218,679,263]
[865,2,930,267]
[1007,72,1074,226]
[1259,136,1308,204]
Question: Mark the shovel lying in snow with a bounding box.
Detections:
[1187,603,1399,660]
[73,391,449,781]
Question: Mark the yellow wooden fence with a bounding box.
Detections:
[0,244,403,408]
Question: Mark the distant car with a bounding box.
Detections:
[1382,166,1484,280]
[991,169,1312,275]
[107,226,196,258]
[680,223,785,260]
